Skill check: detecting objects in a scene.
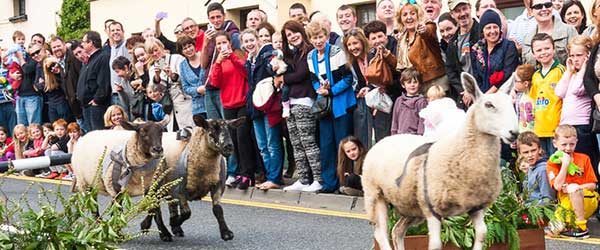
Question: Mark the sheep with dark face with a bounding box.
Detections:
[140,116,242,242]
[71,117,169,197]
[71,117,172,241]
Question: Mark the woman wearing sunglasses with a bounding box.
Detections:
[522,0,578,65]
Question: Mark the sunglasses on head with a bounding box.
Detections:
[531,2,553,10]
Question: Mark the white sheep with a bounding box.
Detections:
[139,115,243,242]
[71,118,172,240]
[362,73,518,250]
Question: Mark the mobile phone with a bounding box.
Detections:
[156,11,168,19]
[220,44,228,53]
[207,23,214,31]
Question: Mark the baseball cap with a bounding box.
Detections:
[448,0,470,11]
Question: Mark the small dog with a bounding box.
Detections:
[270,49,288,75]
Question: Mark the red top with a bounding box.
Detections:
[1,137,14,155]
[195,30,205,52]
[547,152,598,192]
[209,53,248,109]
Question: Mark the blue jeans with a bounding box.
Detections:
[319,113,352,191]
[253,117,283,184]
[16,95,42,126]
[48,100,74,123]
[0,102,16,136]
[83,105,107,131]
[205,89,224,119]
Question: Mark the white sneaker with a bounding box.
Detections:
[283,180,310,191]
[225,176,237,187]
[62,173,74,181]
[35,171,50,178]
[301,181,322,192]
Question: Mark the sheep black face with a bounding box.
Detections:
[193,115,246,157]
[121,116,170,158]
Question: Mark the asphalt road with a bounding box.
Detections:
[1,177,599,250]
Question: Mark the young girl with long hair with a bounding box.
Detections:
[209,31,258,190]
[555,35,599,175]
[336,136,367,196]
[242,26,283,190]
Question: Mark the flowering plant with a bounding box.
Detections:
[472,42,485,68]
[489,71,505,86]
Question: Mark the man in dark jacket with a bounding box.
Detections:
[50,37,82,122]
[77,31,112,131]
[445,0,480,107]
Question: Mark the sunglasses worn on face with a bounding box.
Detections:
[31,50,41,56]
[531,2,553,10]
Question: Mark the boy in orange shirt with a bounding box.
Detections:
[546,125,599,239]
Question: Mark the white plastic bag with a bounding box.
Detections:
[365,87,393,113]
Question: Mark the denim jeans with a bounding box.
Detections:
[253,117,283,184]
[205,89,224,119]
[48,100,74,123]
[319,113,353,192]
[0,102,16,136]
[83,105,108,131]
[16,95,42,126]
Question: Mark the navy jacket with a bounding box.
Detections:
[245,43,276,120]
[470,38,519,93]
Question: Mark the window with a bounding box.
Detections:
[239,8,254,30]
[10,0,27,22]
[355,3,376,28]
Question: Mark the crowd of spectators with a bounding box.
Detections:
[1,0,600,239]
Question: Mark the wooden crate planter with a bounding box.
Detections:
[374,228,545,250]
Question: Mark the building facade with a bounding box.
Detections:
[0,0,62,48]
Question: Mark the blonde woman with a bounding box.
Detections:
[43,57,73,122]
[146,37,193,131]
[103,105,129,130]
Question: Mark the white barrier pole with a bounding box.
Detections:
[0,154,72,172]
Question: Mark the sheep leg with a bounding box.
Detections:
[211,186,234,241]
[140,214,153,231]
[425,216,442,250]
[469,209,487,250]
[168,202,183,237]
[391,216,420,250]
[170,200,191,237]
[151,207,173,242]
[373,198,392,250]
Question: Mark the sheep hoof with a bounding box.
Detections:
[172,226,185,237]
[160,233,173,242]
[221,230,234,241]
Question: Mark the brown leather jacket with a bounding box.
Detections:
[403,22,446,83]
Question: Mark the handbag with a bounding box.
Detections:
[592,107,600,133]
[311,96,332,119]
[364,51,393,87]
[130,90,146,118]
[365,88,393,113]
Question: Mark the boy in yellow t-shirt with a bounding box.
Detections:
[546,125,598,239]
[529,33,564,155]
